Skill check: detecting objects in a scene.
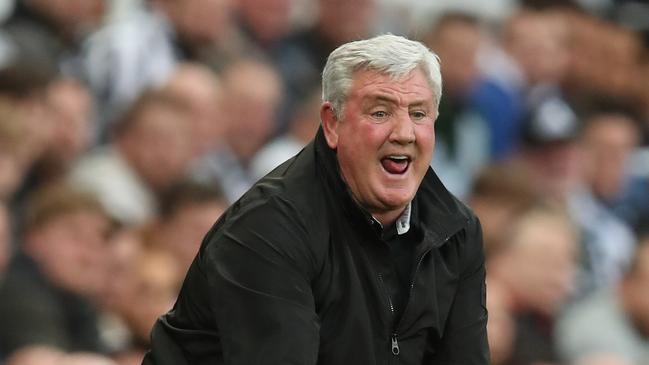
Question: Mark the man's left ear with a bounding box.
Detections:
[320,102,339,149]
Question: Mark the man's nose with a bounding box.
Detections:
[389,112,415,145]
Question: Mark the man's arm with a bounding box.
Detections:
[430,216,490,364]
[204,196,320,364]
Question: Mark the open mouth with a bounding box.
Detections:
[381,155,411,175]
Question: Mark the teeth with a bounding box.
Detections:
[388,155,408,160]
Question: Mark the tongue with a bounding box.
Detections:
[381,158,408,174]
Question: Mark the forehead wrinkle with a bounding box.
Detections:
[350,70,435,108]
[362,92,433,109]
[363,94,398,106]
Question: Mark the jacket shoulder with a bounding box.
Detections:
[199,146,330,279]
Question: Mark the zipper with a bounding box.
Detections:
[391,332,400,355]
[377,273,395,316]
[372,222,464,358]
[378,273,399,357]
[386,232,456,357]
[396,250,429,327]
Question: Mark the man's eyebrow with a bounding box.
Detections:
[408,100,432,108]
[363,95,432,108]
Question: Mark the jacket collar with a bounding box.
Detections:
[313,127,468,246]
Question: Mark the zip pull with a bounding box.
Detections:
[391,333,400,356]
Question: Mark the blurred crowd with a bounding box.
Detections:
[0,0,648,364]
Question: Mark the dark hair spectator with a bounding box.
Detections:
[0,183,112,356]
[469,163,540,256]
[148,180,227,276]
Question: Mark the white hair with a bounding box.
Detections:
[322,34,442,119]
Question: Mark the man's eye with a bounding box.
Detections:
[411,111,426,120]
[371,110,389,119]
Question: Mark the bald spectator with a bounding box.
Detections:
[192,58,282,202]
[250,86,321,180]
[0,184,112,357]
[236,0,294,52]
[160,63,224,157]
[69,90,194,225]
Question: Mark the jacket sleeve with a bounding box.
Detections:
[202,196,320,365]
[429,215,490,364]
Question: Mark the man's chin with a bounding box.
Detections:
[376,191,414,211]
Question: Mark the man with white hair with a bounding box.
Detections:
[143,34,489,364]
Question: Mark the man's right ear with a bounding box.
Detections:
[320,102,339,149]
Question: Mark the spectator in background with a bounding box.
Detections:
[1,0,105,74]
[69,90,194,225]
[470,8,570,160]
[96,228,145,357]
[15,78,96,205]
[559,9,645,106]
[488,201,579,365]
[0,47,58,197]
[111,244,180,365]
[578,101,649,232]
[93,227,180,365]
[556,232,649,365]
[235,0,294,53]
[43,78,95,175]
[274,0,377,127]
[192,58,283,202]
[0,184,112,357]
[516,96,636,298]
[80,0,239,140]
[424,12,490,198]
[469,163,539,257]
[517,97,582,199]
[250,86,321,180]
[147,181,227,276]
[161,62,224,158]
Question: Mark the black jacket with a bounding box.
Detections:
[143,129,489,364]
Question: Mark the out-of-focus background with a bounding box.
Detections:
[0,0,648,364]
